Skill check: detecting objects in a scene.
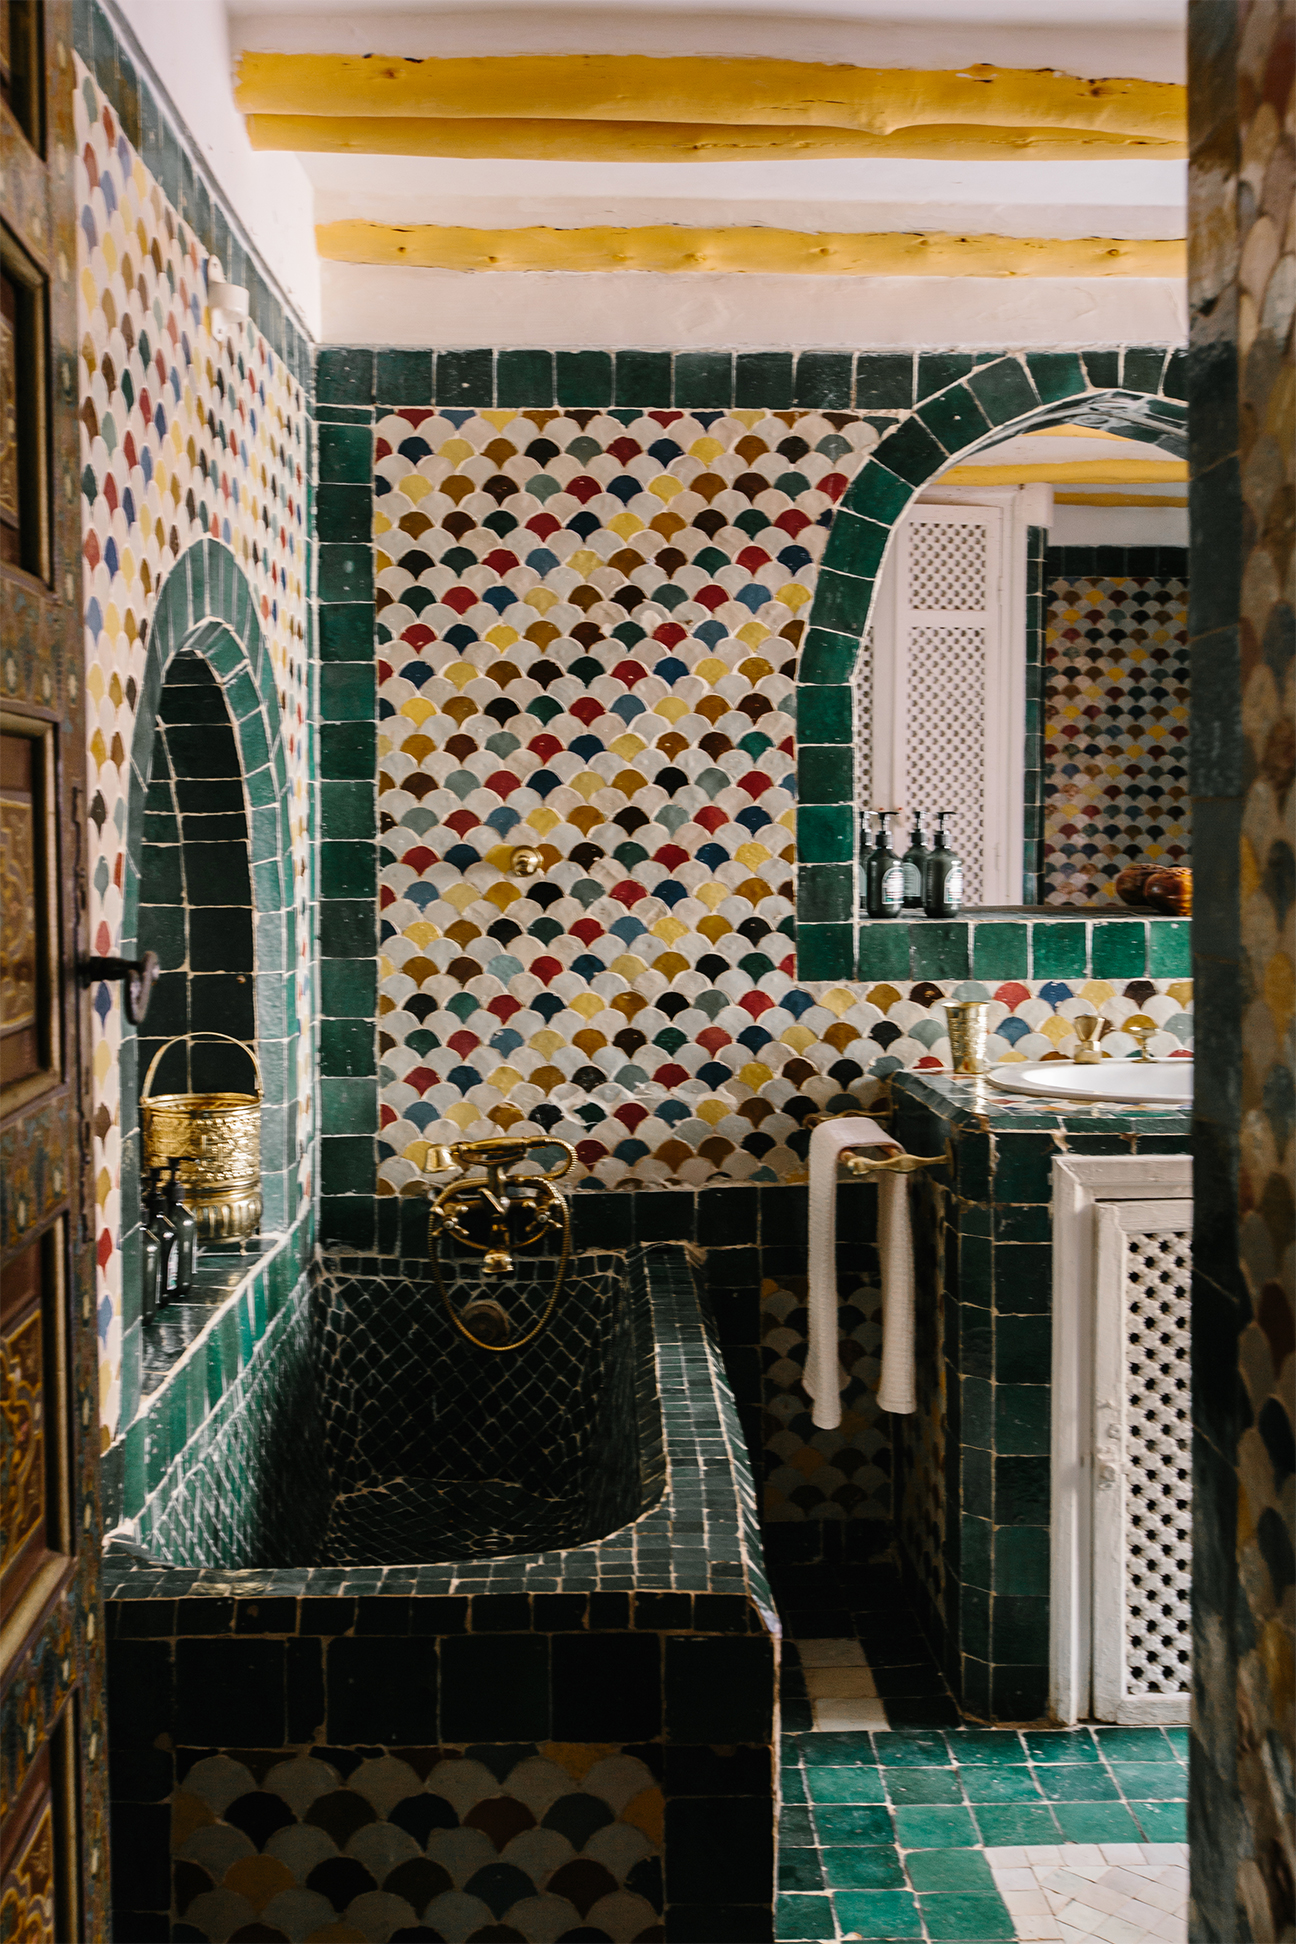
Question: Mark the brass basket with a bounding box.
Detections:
[141,1032,262,1239]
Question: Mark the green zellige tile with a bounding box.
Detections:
[892,1806,978,1847]
[1052,1801,1142,1842]
[918,1893,1016,1940]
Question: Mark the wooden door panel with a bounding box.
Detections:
[1,5,106,1937]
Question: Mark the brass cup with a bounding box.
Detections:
[1126,1016,1157,1060]
[1072,1014,1102,1064]
[944,999,989,1075]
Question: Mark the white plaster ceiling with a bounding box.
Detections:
[118,0,1189,346]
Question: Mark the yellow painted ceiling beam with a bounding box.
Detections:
[315,221,1185,278]
[942,460,1187,483]
[250,113,1181,164]
[235,52,1185,147]
[1055,491,1188,504]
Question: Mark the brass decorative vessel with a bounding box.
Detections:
[141,1032,262,1239]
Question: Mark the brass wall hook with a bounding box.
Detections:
[508,844,544,878]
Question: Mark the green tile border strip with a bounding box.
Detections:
[316,345,1187,417]
[78,0,313,390]
[317,401,380,1250]
[855,912,1192,984]
[117,539,302,1431]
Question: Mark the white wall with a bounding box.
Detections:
[114,0,320,335]
[320,262,1189,349]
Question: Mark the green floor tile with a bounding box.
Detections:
[813,1805,895,1843]
[905,1849,997,1893]
[781,1806,816,1844]
[957,1765,1045,1803]
[1023,1729,1100,1763]
[1163,1727,1189,1758]
[873,1731,954,1767]
[1129,1798,1189,1842]
[919,1893,1016,1940]
[885,1767,964,1804]
[1052,1801,1143,1842]
[824,1847,907,1890]
[1110,1761,1189,1799]
[803,1732,883,1765]
[1036,1766,1120,1801]
[831,1890,923,1939]
[776,1892,836,1939]
[807,1765,889,1803]
[781,1848,827,1890]
[972,1804,1061,1845]
[949,1730,1029,1764]
[1092,1726,1181,1761]
[783,1768,808,1803]
[892,1805,978,1848]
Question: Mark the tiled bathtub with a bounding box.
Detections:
[103,1245,780,1942]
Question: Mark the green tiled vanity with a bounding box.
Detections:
[888,1067,1191,1723]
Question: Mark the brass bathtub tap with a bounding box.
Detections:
[415,1135,576,1351]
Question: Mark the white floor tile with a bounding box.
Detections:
[811,1696,889,1730]
[804,1666,879,1699]
[795,1636,867,1666]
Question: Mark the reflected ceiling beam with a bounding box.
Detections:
[941,458,1188,483]
[314,220,1184,277]
[237,54,1186,161]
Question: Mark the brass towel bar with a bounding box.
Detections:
[804,1110,951,1178]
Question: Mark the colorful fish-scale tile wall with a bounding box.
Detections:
[1042,549,1190,904]
[75,60,312,1441]
[372,407,1194,1196]
[166,1745,665,1943]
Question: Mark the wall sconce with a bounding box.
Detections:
[206,258,249,343]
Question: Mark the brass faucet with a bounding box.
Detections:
[416,1135,576,1351]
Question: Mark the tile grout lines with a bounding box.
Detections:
[776,1634,1188,1943]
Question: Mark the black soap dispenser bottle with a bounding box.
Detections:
[923,811,964,917]
[146,1169,177,1307]
[901,811,928,910]
[165,1168,197,1298]
[866,810,905,918]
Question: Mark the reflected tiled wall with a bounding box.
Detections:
[1043,547,1190,905]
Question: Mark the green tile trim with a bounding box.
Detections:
[118,538,300,1436]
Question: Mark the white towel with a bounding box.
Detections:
[805,1116,917,1429]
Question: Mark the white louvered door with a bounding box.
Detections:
[865,497,1023,905]
[1092,1200,1193,1724]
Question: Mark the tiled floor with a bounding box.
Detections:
[771,1567,1189,1943]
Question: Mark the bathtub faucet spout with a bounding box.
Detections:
[416,1135,577,1352]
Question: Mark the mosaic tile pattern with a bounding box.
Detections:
[313,1253,643,1564]
[75,60,312,1440]
[359,406,1196,1205]
[107,1244,772,1604]
[167,1743,666,1944]
[1042,554,1190,905]
[986,1842,1189,1943]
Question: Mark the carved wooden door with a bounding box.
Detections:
[1,3,109,1937]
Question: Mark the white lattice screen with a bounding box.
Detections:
[1093,1203,1193,1724]
[908,518,990,610]
[861,501,1018,904]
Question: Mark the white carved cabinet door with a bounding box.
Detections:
[1092,1201,1193,1725]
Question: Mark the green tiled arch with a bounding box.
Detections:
[795,353,1188,979]
[118,540,301,1418]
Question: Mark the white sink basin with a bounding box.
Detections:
[987,1060,1193,1107]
